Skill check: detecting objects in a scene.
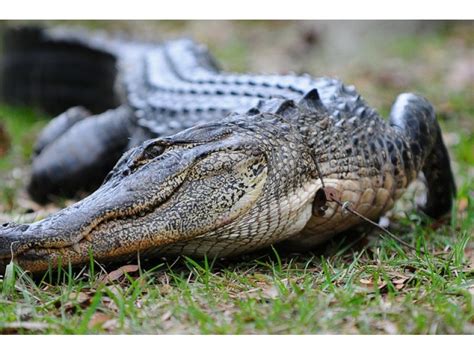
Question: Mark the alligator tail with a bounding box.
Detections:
[0,26,119,115]
[389,93,456,219]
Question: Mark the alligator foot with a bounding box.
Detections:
[28,106,136,203]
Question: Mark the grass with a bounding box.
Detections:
[0,21,473,334]
[0,105,47,169]
[0,216,472,334]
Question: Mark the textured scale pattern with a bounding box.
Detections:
[0,27,456,273]
[1,27,380,201]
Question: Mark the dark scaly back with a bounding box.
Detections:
[133,38,379,139]
[243,90,456,221]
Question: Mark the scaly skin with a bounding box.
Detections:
[0,27,382,202]
[0,90,456,273]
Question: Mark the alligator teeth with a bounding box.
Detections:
[72,243,81,254]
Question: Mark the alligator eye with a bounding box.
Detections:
[132,141,165,166]
[126,141,166,173]
[141,143,165,160]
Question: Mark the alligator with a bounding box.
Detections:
[0,27,456,273]
[0,26,423,203]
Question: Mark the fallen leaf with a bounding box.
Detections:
[393,277,409,285]
[102,319,119,331]
[62,291,93,312]
[88,312,111,329]
[0,122,10,158]
[262,285,279,299]
[69,291,92,303]
[161,310,172,322]
[0,321,51,334]
[102,296,119,312]
[359,277,387,291]
[100,264,139,283]
[375,320,398,334]
[458,198,468,213]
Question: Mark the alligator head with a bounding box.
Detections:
[0,102,321,273]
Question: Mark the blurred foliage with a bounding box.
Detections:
[0,106,47,170]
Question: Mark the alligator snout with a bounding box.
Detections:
[0,222,29,260]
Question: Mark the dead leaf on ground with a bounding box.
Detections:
[0,122,11,157]
[0,321,52,334]
[88,312,112,329]
[62,291,94,312]
[161,310,172,322]
[359,277,388,291]
[102,319,119,331]
[69,291,92,303]
[99,264,139,283]
[262,285,279,299]
[102,296,119,312]
[101,285,125,312]
[458,198,469,213]
[241,279,288,300]
[375,320,398,334]
[393,277,409,290]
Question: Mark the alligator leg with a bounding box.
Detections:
[28,105,136,203]
[33,106,91,156]
[389,93,456,218]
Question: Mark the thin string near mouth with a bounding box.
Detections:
[6,145,202,261]
[0,240,20,263]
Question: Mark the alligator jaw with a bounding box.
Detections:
[0,135,269,273]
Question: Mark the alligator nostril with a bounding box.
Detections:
[19,225,29,232]
[1,223,9,227]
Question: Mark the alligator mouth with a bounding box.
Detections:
[0,143,268,272]
[0,151,190,266]
[29,175,184,256]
